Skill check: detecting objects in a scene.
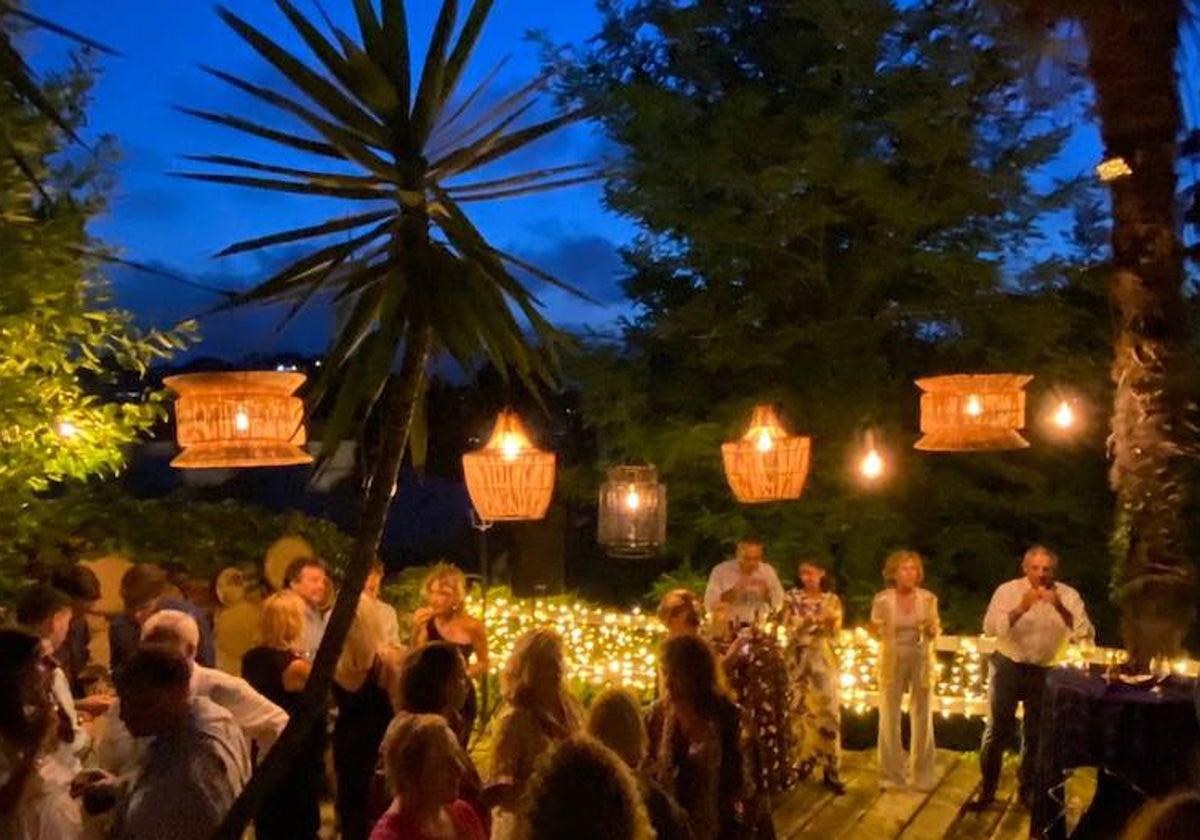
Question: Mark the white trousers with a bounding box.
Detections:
[877,647,937,789]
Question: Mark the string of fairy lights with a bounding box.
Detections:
[470,595,1197,717]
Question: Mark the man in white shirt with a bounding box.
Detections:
[703,539,786,630]
[973,545,1094,808]
[95,610,288,776]
[285,557,331,660]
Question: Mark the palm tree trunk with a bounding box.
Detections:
[214,320,434,839]
[1085,2,1196,663]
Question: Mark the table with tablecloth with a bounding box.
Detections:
[1029,667,1200,839]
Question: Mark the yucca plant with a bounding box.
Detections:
[180,2,596,835]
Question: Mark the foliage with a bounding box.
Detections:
[0,40,194,504]
[645,559,708,608]
[556,0,1118,635]
[0,486,355,604]
[185,3,593,835]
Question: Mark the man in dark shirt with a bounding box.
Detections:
[109,564,215,675]
[50,564,102,696]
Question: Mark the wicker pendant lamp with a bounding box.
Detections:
[914,373,1033,452]
[462,410,556,521]
[721,404,811,503]
[597,465,667,557]
[166,371,312,469]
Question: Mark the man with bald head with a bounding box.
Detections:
[974,545,1094,808]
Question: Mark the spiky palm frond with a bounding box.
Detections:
[179,0,601,455]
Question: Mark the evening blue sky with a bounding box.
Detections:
[28,1,1103,360]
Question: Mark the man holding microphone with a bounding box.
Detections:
[974,545,1094,808]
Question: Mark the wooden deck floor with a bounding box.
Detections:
[771,751,1097,840]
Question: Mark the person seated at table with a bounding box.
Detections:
[973,545,1093,809]
[514,735,654,840]
[1122,792,1200,840]
[703,540,785,634]
[870,550,940,792]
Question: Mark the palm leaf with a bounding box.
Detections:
[176,106,343,159]
[440,0,496,110]
[213,209,393,257]
[174,170,390,201]
[410,0,458,146]
[217,6,384,142]
[379,0,412,118]
[182,154,388,190]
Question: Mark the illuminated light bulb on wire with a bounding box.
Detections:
[233,408,250,433]
[965,395,983,417]
[56,420,78,439]
[755,429,774,453]
[1053,401,1075,429]
[624,486,641,511]
[499,432,522,461]
[860,448,884,480]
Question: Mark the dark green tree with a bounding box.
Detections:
[0,38,192,509]
[556,0,1117,629]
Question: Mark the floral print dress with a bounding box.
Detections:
[783,590,843,780]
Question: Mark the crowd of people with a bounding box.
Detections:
[7,537,1193,840]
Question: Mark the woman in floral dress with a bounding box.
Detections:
[782,558,845,793]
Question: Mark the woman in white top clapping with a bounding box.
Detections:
[870,550,940,791]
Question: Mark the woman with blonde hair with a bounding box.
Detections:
[369,713,485,840]
[242,591,323,840]
[486,628,583,839]
[657,589,704,639]
[588,689,692,840]
[870,550,940,791]
[515,735,654,840]
[411,562,488,741]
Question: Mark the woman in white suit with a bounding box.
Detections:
[870,550,940,791]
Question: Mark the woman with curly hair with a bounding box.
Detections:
[411,562,488,742]
[870,550,940,791]
[486,628,583,840]
[515,735,653,840]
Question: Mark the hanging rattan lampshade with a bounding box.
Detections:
[598,465,667,558]
[721,405,811,503]
[462,410,556,521]
[914,373,1033,452]
[166,371,312,469]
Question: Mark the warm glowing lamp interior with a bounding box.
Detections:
[965,395,983,417]
[233,408,250,433]
[624,486,641,511]
[860,448,884,479]
[499,431,524,461]
[56,420,78,439]
[1053,401,1075,429]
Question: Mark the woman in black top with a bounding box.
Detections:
[411,563,488,744]
[242,591,324,840]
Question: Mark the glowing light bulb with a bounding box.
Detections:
[233,408,250,433]
[56,420,78,438]
[499,432,522,461]
[860,448,884,480]
[755,429,774,452]
[1053,401,1075,429]
[624,486,641,511]
[965,395,982,417]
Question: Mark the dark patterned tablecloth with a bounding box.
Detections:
[1030,668,1199,840]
